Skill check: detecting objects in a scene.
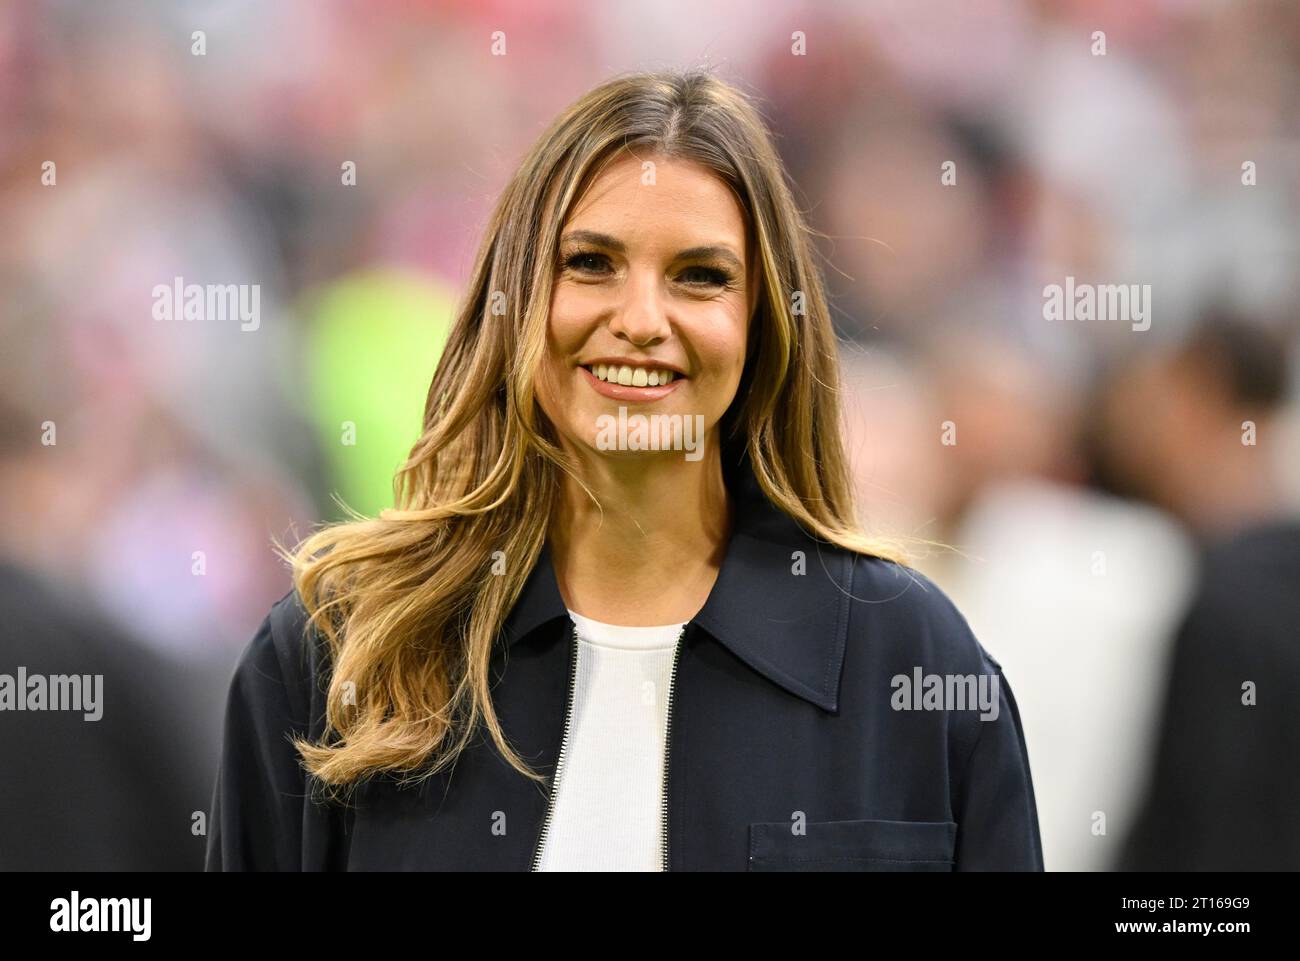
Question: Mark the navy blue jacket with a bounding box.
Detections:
[206,455,1044,871]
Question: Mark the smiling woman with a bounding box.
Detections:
[207,70,1044,872]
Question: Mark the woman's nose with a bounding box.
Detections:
[608,269,670,345]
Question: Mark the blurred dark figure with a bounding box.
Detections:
[0,560,212,870]
[1090,314,1300,869]
[0,390,213,869]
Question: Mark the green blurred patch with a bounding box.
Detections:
[304,269,457,519]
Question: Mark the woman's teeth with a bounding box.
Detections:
[587,364,677,387]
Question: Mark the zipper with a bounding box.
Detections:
[530,624,581,871]
[529,620,688,872]
[659,622,687,872]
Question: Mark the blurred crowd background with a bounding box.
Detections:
[1,0,1297,871]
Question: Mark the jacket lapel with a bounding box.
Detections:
[500,451,853,714]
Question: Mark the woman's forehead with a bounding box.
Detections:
[562,153,748,255]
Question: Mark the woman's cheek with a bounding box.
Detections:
[694,309,748,387]
[547,292,582,344]
[552,281,610,324]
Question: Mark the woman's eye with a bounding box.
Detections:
[563,252,611,274]
[678,265,730,287]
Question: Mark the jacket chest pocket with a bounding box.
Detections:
[747,818,957,871]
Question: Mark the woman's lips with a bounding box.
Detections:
[579,364,683,401]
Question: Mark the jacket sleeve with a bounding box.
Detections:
[952,653,1045,871]
[205,598,320,871]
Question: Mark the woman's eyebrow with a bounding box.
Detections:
[560,230,625,253]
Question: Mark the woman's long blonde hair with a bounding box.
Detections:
[285,69,912,794]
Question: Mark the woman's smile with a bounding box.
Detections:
[578,362,685,402]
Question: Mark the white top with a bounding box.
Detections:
[535,609,687,871]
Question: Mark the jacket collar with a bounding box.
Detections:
[500,449,854,713]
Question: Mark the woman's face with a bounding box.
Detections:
[536,151,754,461]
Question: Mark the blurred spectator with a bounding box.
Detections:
[1088,315,1298,544]
[1120,519,1300,870]
[1099,317,1300,869]
[0,556,212,870]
